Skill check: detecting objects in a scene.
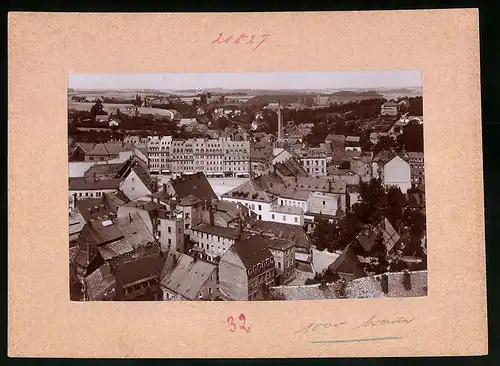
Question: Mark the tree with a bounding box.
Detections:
[402,208,426,257]
[397,121,424,153]
[310,219,339,252]
[200,93,208,105]
[384,186,407,229]
[374,135,398,155]
[408,96,423,116]
[339,161,350,170]
[90,98,105,118]
[336,212,362,249]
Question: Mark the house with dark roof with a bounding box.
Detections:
[264,236,296,285]
[328,244,366,281]
[71,142,135,162]
[153,172,217,203]
[69,157,155,203]
[160,254,217,301]
[219,234,276,301]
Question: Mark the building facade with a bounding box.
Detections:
[147,136,251,177]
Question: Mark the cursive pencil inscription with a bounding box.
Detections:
[352,315,417,330]
[295,321,348,335]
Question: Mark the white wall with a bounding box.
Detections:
[269,211,303,226]
[191,229,235,261]
[312,248,340,274]
[276,197,309,212]
[120,169,152,201]
[383,156,411,193]
[222,196,275,221]
[308,192,343,216]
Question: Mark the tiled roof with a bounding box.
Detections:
[75,197,118,222]
[69,177,124,190]
[76,219,125,251]
[269,283,339,300]
[222,178,277,203]
[114,250,165,289]
[179,194,203,206]
[161,255,216,301]
[69,208,86,236]
[84,162,127,180]
[191,222,242,240]
[270,204,304,215]
[328,244,366,279]
[84,263,117,300]
[248,220,309,248]
[116,213,155,249]
[228,234,274,269]
[278,187,311,201]
[130,158,154,191]
[168,172,217,201]
[265,237,295,251]
[345,270,427,298]
[97,239,135,260]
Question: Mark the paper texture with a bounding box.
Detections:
[8,9,487,358]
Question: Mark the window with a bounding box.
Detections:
[258,205,262,211]
[323,201,326,206]
[168,239,171,245]
[272,214,275,220]
[278,262,281,269]
[208,287,213,294]
[198,292,203,299]
[79,193,82,197]
[168,227,172,233]
[294,217,298,223]
[280,200,284,205]
[158,231,161,238]
[283,215,286,221]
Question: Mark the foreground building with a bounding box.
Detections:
[219,234,276,301]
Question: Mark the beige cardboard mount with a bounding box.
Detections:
[8,10,487,358]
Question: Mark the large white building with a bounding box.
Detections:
[381,155,412,193]
[147,136,251,178]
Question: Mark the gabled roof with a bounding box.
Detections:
[84,263,117,300]
[278,187,311,201]
[161,255,217,301]
[328,244,365,278]
[179,194,203,206]
[69,177,124,190]
[114,249,164,289]
[191,222,242,240]
[69,208,86,236]
[84,162,128,180]
[227,234,274,269]
[75,197,118,222]
[168,172,217,201]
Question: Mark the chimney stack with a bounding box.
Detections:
[403,269,411,291]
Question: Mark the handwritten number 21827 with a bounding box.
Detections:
[227,313,251,333]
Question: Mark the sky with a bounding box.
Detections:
[68,70,422,91]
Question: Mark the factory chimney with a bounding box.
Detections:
[277,100,282,140]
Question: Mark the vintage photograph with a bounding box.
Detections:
[68,71,427,301]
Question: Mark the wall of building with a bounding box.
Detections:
[120,169,152,201]
[277,197,309,212]
[219,249,249,300]
[383,156,412,193]
[158,216,185,253]
[222,196,275,221]
[300,157,327,176]
[69,188,117,201]
[308,192,343,216]
[270,211,303,226]
[190,229,236,261]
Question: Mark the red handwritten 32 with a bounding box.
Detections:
[212,32,270,51]
[227,313,251,332]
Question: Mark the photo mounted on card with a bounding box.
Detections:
[8,10,487,358]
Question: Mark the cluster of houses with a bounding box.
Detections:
[68,96,426,301]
